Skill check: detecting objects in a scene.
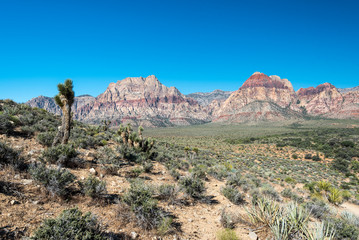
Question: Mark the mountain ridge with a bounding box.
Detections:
[26,73,359,126]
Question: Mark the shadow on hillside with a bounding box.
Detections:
[0,180,24,198]
[0,225,27,240]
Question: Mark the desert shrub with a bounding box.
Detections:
[291,154,298,159]
[142,161,154,173]
[29,163,76,197]
[332,158,350,172]
[342,190,352,201]
[216,229,239,240]
[208,164,229,180]
[158,217,174,236]
[41,144,80,167]
[312,154,321,161]
[157,184,178,202]
[179,175,205,198]
[189,164,207,179]
[281,188,304,203]
[0,113,15,134]
[261,184,281,201]
[221,185,245,205]
[341,140,355,148]
[304,153,312,159]
[123,179,165,229]
[305,199,332,220]
[226,172,242,187]
[169,169,181,180]
[284,176,296,184]
[220,208,237,229]
[37,131,56,147]
[31,208,106,240]
[82,175,107,199]
[326,217,359,240]
[97,146,125,175]
[0,141,26,171]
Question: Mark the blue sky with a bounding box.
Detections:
[0,0,358,102]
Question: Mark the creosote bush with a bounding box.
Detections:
[82,175,107,199]
[29,163,76,197]
[0,141,26,171]
[31,208,106,240]
[37,131,56,147]
[179,175,205,198]
[41,144,80,167]
[221,185,245,205]
[122,179,167,230]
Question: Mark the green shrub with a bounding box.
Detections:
[216,229,239,240]
[0,141,26,171]
[31,208,106,240]
[123,179,164,229]
[41,144,79,167]
[221,185,245,205]
[0,114,15,134]
[304,153,312,159]
[179,175,205,198]
[157,184,178,202]
[305,199,332,220]
[142,161,154,173]
[284,176,296,184]
[29,163,76,197]
[326,217,359,240]
[37,131,56,147]
[82,175,107,198]
[220,208,237,229]
[312,154,321,161]
[291,154,298,159]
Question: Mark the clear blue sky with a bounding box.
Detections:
[1,0,358,102]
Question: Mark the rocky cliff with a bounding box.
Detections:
[27,76,210,127]
[298,83,359,119]
[186,90,232,106]
[26,73,359,126]
[212,72,301,122]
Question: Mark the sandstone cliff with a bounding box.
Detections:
[212,72,301,122]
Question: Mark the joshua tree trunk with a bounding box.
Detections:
[52,80,74,146]
[61,98,71,144]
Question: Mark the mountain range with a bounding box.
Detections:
[26,73,359,127]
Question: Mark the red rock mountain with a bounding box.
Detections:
[297,83,359,118]
[26,73,359,126]
[28,76,210,127]
[212,72,301,122]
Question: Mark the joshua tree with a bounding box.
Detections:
[52,79,75,146]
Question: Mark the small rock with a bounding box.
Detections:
[89,168,97,175]
[130,231,138,239]
[188,218,193,222]
[100,173,104,178]
[249,231,258,240]
[22,179,33,185]
[10,200,19,205]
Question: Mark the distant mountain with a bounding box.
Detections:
[186,90,232,106]
[27,76,210,127]
[212,72,301,123]
[338,86,359,93]
[27,95,95,116]
[26,73,359,126]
